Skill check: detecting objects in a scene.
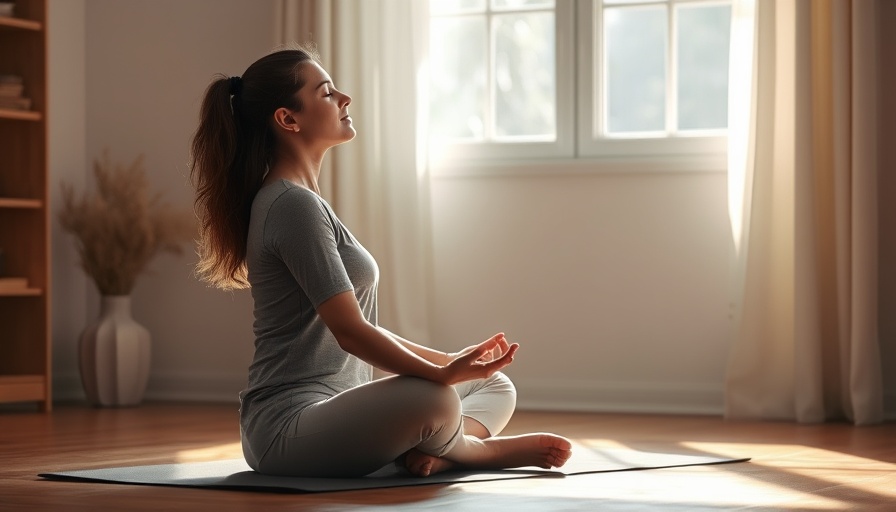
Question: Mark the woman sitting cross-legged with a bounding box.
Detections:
[189,44,573,478]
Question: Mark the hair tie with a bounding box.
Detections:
[229,76,243,96]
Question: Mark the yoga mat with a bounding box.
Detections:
[39,442,749,493]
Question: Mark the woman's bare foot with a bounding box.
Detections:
[403,433,572,476]
[403,448,457,477]
[402,416,493,477]
[471,433,573,470]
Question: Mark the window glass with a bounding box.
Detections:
[604,5,667,134]
[676,3,732,131]
[494,11,556,139]
[430,16,488,140]
[492,0,555,9]
[428,0,732,164]
[431,0,486,15]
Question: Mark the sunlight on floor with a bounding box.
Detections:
[456,468,847,510]
[168,437,894,510]
[452,438,890,510]
[175,442,242,462]
[683,441,896,502]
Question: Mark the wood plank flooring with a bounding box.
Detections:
[1,402,894,511]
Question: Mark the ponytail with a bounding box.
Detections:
[191,76,249,289]
[190,46,316,289]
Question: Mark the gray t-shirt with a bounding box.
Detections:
[239,179,377,457]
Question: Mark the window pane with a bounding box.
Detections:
[494,11,556,139]
[430,17,488,140]
[491,0,554,10]
[430,0,485,15]
[677,4,731,131]
[604,6,667,134]
[603,0,659,4]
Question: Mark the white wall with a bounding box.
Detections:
[48,0,88,400]
[429,167,731,413]
[51,0,277,401]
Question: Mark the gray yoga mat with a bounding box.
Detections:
[39,443,749,493]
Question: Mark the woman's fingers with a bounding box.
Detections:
[474,336,516,363]
[481,333,511,361]
[441,334,519,384]
[456,344,491,365]
[494,336,511,359]
[493,342,518,366]
[471,336,500,362]
[480,343,518,375]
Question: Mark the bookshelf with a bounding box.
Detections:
[0,0,50,411]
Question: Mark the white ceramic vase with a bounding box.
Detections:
[79,295,151,407]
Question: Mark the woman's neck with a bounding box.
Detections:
[266,146,326,194]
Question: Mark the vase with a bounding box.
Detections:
[78,295,151,407]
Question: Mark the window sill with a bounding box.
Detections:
[429,152,728,179]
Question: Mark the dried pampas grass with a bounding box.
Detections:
[59,152,196,295]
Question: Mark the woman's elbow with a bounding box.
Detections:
[330,323,371,355]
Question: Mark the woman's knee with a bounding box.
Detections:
[403,377,462,421]
[487,372,517,397]
[456,372,517,437]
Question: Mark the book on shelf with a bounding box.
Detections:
[0,82,24,97]
[0,277,29,291]
[0,75,29,110]
[0,96,31,110]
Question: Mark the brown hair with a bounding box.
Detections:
[190,45,318,289]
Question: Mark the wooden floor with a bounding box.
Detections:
[1,402,894,511]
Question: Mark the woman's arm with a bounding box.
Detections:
[376,327,452,366]
[378,327,513,367]
[316,291,517,385]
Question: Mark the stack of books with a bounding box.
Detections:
[0,75,31,111]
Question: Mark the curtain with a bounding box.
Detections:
[725,0,883,424]
[275,0,433,343]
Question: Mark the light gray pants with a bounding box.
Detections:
[243,372,517,477]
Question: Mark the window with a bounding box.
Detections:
[428,0,732,165]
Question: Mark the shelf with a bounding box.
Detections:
[0,0,50,413]
[0,375,46,402]
[0,288,42,297]
[0,108,41,121]
[0,198,42,208]
[0,16,42,31]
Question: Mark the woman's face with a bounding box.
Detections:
[293,61,355,147]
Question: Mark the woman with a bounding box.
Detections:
[190,45,572,478]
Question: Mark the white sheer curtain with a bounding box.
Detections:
[726,0,883,424]
[275,0,433,342]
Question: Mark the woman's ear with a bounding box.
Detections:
[273,107,300,133]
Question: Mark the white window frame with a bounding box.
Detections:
[429,1,575,164]
[577,0,728,159]
[428,0,729,170]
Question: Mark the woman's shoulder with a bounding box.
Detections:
[258,180,334,223]
[257,179,321,209]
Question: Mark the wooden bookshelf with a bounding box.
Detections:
[0,0,51,412]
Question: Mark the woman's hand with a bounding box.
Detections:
[438,333,519,385]
[449,332,513,364]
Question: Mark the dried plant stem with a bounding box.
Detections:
[58,151,195,295]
